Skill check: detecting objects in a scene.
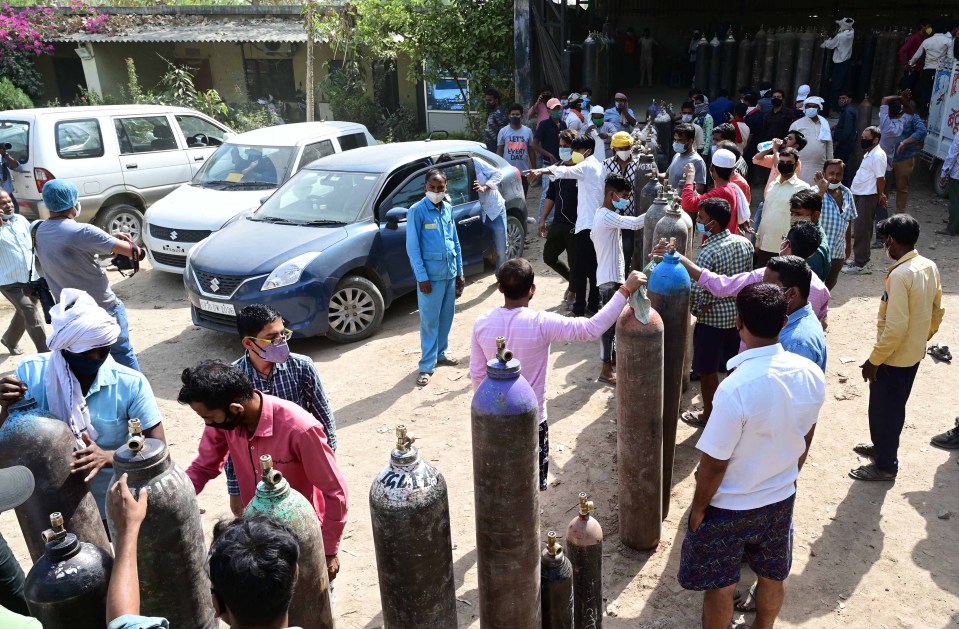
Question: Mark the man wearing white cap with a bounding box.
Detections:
[0,465,39,625]
[0,288,165,521]
[680,148,751,235]
[822,18,855,115]
[588,105,619,158]
[789,96,833,186]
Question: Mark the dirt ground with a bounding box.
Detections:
[1,169,958,628]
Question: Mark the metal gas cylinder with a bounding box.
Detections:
[634,148,657,213]
[245,454,334,629]
[566,493,604,628]
[735,35,754,97]
[108,420,217,629]
[880,31,902,98]
[582,34,598,90]
[857,33,877,101]
[810,31,827,97]
[793,30,816,97]
[370,426,456,629]
[868,32,889,103]
[24,512,113,628]
[616,295,664,550]
[694,35,709,91]
[540,531,573,629]
[762,28,776,84]
[721,30,737,97]
[647,246,692,519]
[751,27,767,87]
[775,30,798,99]
[0,398,109,561]
[471,336,540,629]
[708,35,722,97]
[652,204,691,258]
[641,182,670,265]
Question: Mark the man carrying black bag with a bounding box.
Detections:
[0,190,47,355]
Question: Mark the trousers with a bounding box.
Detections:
[417,277,456,374]
[828,59,852,115]
[484,211,507,272]
[869,362,920,472]
[852,194,879,267]
[0,533,28,616]
[948,178,959,235]
[0,284,47,353]
[572,229,599,315]
[598,282,620,364]
[107,300,139,371]
[640,53,654,86]
[542,221,576,292]
[891,158,915,214]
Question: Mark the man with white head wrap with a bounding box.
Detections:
[0,288,164,518]
[789,96,833,186]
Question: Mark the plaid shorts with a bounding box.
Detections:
[678,494,795,591]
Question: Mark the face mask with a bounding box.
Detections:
[550,110,563,120]
[582,97,590,107]
[0,212,12,221]
[612,196,630,211]
[777,161,796,176]
[616,102,625,110]
[485,101,496,111]
[860,138,875,150]
[426,191,446,204]
[672,141,687,153]
[570,152,585,165]
[827,181,841,190]
[771,97,784,108]
[559,147,573,162]
[75,203,81,219]
[884,242,895,261]
[509,116,521,125]
[805,107,819,119]
[696,220,711,235]
[252,339,290,364]
[591,117,605,126]
[925,27,933,35]
[62,350,109,379]
[209,410,244,432]
[560,100,569,107]
[616,149,632,161]
[790,216,808,226]
[681,114,693,123]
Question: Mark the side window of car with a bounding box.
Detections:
[389,173,426,210]
[443,163,471,206]
[297,140,335,172]
[337,133,368,151]
[175,115,226,147]
[114,116,178,154]
[55,119,104,159]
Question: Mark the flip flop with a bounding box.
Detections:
[849,464,896,482]
[437,355,460,367]
[733,581,758,612]
[928,344,952,362]
[852,443,875,458]
[598,375,617,386]
[416,372,432,386]
[681,411,708,429]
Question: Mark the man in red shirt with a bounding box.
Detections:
[181,360,349,581]
[681,148,750,234]
[898,19,932,91]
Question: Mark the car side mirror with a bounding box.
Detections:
[223,132,236,141]
[259,194,272,205]
[384,206,408,230]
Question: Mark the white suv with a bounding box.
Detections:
[143,121,375,273]
[0,105,233,243]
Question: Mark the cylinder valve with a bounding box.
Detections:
[260,454,283,486]
[127,418,144,452]
[546,530,562,557]
[395,425,415,453]
[495,336,513,363]
[577,493,594,519]
[40,512,66,544]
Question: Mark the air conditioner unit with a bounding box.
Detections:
[261,42,294,56]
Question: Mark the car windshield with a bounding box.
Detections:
[193,144,294,189]
[252,170,378,225]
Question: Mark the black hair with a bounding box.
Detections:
[485,88,501,100]
[558,129,577,145]
[932,19,949,34]
[236,304,283,339]
[426,168,447,183]
[692,94,706,105]
[786,130,807,150]
[716,140,742,162]
[718,88,729,98]
[919,17,931,27]
[570,136,594,152]
[759,80,772,91]
[209,517,300,625]
[178,360,255,411]
[435,153,453,163]
[767,255,812,300]
[876,213,920,247]
[508,103,523,115]
[733,102,748,117]
[605,173,632,194]
[713,122,737,141]
[681,100,695,112]
[581,86,592,95]
[738,85,752,96]
[673,123,696,141]
[700,197,731,227]
[786,221,822,259]
[864,125,881,140]
[838,87,852,98]
[779,146,801,161]
[789,189,822,213]
[712,164,734,182]
[823,158,845,171]
[744,92,759,106]
[771,88,786,98]
[737,283,788,339]
[496,258,535,300]
[688,87,702,98]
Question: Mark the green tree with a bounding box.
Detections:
[0,78,34,110]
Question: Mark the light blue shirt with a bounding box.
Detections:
[1,159,23,195]
[405,197,464,283]
[472,158,505,220]
[0,214,38,286]
[604,107,636,132]
[16,353,163,514]
[780,303,827,372]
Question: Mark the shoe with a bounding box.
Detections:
[931,417,959,450]
[0,339,22,356]
[527,217,537,224]
[871,241,884,249]
[842,264,871,275]
[436,354,459,367]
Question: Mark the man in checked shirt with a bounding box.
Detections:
[681,198,754,429]
[221,304,338,515]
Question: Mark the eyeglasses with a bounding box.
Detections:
[245,328,292,345]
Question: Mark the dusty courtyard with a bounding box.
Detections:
[1,172,958,628]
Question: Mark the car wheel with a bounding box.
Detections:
[506,214,525,259]
[96,203,144,245]
[933,159,948,198]
[326,275,385,343]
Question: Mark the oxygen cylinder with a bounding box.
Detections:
[694,35,709,89]
[679,206,694,258]
[652,205,691,258]
[856,96,874,137]
[775,30,798,101]
[108,420,217,629]
[647,247,692,519]
[244,454,334,629]
[633,148,657,213]
[880,31,901,98]
[735,35,753,98]
[809,31,827,96]
[370,426,456,629]
[616,295,664,550]
[721,30,737,98]
[0,398,110,561]
[566,493,604,629]
[582,34,598,92]
[869,32,888,104]
[762,28,776,84]
[793,30,816,97]
[472,337,540,629]
[857,32,877,101]
[751,27,767,87]
[653,114,673,166]
[708,36,721,98]
[23,513,112,628]
[641,184,670,265]
[540,531,573,629]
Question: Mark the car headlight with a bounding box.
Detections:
[261,252,321,291]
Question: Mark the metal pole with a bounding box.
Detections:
[305,0,316,121]
[515,0,532,107]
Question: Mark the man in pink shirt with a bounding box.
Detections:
[470,258,646,490]
[181,360,348,582]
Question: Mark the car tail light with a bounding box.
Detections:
[34,168,55,193]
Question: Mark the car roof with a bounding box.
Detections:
[302,140,488,173]
[226,121,371,147]
[1,104,203,117]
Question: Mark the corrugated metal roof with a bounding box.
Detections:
[50,19,307,44]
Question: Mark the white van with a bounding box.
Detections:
[0,105,233,243]
[142,121,375,273]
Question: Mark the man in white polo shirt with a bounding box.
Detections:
[844,126,888,275]
[679,283,825,629]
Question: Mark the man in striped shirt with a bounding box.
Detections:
[814,160,857,289]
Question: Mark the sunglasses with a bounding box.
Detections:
[245,328,292,346]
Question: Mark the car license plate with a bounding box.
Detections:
[199,299,235,316]
[161,244,186,254]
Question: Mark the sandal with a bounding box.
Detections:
[416,372,432,386]
[681,411,708,429]
[598,375,617,386]
[848,464,896,482]
[436,355,460,367]
[928,344,952,362]
[852,443,875,458]
[733,581,757,612]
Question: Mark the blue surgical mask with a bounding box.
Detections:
[612,197,629,211]
[672,142,686,153]
[696,220,710,235]
[559,147,573,161]
[805,107,819,118]
[560,99,569,107]
[582,97,590,108]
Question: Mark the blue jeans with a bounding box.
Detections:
[107,300,140,371]
[417,278,456,374]
[485,211,507,272]
[0,533,28,616]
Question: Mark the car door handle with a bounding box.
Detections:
[125,163,138,169]
[458,216,481,225]
[194,156,204,162]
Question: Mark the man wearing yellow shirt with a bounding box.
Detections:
[850,214,944,481]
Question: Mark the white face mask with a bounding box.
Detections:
[616,149,632,161]
[425,191,446,205]
[681,114,693,123]
[75,203,81,219]
[827,181,841,190]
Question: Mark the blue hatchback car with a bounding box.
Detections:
[184,140,528,343]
